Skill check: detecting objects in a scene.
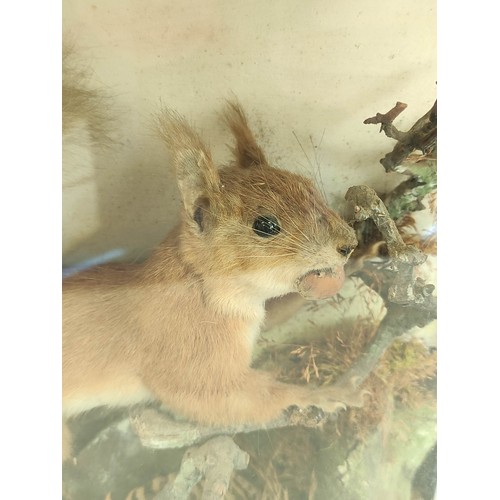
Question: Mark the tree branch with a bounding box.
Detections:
[345,184,435,309]
[334,185,436,391]
[364,100,437,172]
[152,436,249,500]
[130,404,331,451]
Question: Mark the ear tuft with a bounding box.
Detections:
[156,108,220,214]
[223,100,268,168]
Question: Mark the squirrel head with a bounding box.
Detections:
[157,101,357,304]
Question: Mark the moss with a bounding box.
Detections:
[385,159,437,221]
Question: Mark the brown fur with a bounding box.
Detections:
[62,102,359,460]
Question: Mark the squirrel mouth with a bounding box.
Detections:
[295,266,345,300]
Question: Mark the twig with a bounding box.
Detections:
[364,101,437,171]
[363,101,408,131]
[153,436,249,500]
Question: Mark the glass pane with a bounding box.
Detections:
[63,2,437,498]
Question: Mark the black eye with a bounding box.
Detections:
[337,245,353,257]
[252,215,281,238]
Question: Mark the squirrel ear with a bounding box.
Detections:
[223,100,268,168]
[157,109,220,215]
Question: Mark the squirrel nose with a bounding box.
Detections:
[337,245,353,257]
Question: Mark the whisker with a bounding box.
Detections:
[292,130,316,183]
[309,131,328,202]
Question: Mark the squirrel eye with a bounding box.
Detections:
[337,245,353,257]
[252,215,281,238]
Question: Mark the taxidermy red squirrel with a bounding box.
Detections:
[62,101,362,460]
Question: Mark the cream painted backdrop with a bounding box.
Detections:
[62,0,436,267]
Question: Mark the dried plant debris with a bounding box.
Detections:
[257,319,436,440]
[257,319,378,387]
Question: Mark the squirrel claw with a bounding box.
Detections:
[286,405,328,427]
